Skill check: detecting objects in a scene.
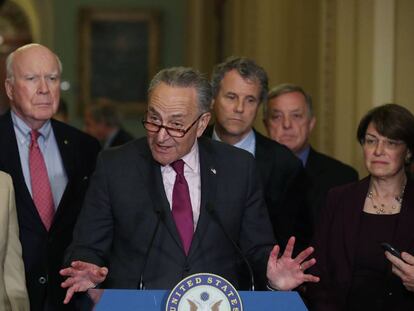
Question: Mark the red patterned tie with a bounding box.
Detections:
[29,130,55,230]
[171,159,194,255]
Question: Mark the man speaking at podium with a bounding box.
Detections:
[60,67,319,304]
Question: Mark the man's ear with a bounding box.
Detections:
[309,116,316,132]
[196,112,211,137]
[5,79,14,101]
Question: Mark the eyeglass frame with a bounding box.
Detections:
[142,113,205,138]
[361,134,406,150]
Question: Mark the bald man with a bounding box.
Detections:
[0,44,100,311]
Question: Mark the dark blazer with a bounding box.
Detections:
[305,148,358,229]
[108,128,134,148]
[306,177,414,310]
[204,126,310,250]
[65,137,275,290]
[0,111,100,311]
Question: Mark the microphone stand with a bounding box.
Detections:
[138,208,163,290]
[206,203,255,291]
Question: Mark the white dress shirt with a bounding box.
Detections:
[161,141,201,229]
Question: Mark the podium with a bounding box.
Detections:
[77,289,308,310]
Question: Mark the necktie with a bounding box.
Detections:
[171,159,194,255]
[29,130,55,230]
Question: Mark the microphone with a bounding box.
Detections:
[206,203,255,291]
[138,206,164,290]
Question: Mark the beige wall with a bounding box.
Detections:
[395,0,414,113]
[330,0,374,175]
[219,0,321,133]
[187,0,414,176]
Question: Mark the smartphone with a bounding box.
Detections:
[381,242,402,260]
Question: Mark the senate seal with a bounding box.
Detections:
[165,273,243,311]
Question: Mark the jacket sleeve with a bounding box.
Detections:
[3,174,30,311]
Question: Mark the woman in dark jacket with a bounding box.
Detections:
[307,104,414,310]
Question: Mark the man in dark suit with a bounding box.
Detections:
[60,67,319,303]
[84,101,134,149]
[263,83,358,229]
[205,57,310,251]
[0,43,100,311]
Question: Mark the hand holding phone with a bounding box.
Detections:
[381,242,402,260]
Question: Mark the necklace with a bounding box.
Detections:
[367,179,407,214]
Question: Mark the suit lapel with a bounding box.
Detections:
[52,120,75,181]
[392,178,414,252]
[0,112,41,222]
[342,177,414,268]
[0,113,28,191]
[47,121,77,230]
[254,131,271,174]
[305,148,324,176]
[145,138,219,257]
[343,178,370,266]
[188,139,217,257]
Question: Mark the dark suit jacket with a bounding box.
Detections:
[107,128,134,148]
[204,126,310,250]
[0,111,100,311]
[255,130,310,250]
[305,148,358,229]
[65,137,275,290]
[306,177,414,310]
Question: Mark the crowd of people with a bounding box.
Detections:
[0,43,413,311]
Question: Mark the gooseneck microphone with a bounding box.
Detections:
[206,203,255,291]
[138,206,164,290]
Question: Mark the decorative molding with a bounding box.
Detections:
[319,0,337,154]
[372,0,395,106]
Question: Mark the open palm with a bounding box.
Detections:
[267,236,319,290]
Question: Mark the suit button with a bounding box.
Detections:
[38,276,47,284]
[183,264,190,272]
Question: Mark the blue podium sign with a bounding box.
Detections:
[166,273,243,310]
[80,289,308,311]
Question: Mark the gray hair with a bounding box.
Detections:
[265,83,313,118]
[87,101,121,127]
[5,43,63,81]
[148,67,212,114]
[211,56,269,103]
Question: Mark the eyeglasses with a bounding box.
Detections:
[362,136,406,150]
[142,114,203,138]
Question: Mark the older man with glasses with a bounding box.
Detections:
[60,67,319,304]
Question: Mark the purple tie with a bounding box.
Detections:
[29,130,55,230]
[171,159,194,255]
